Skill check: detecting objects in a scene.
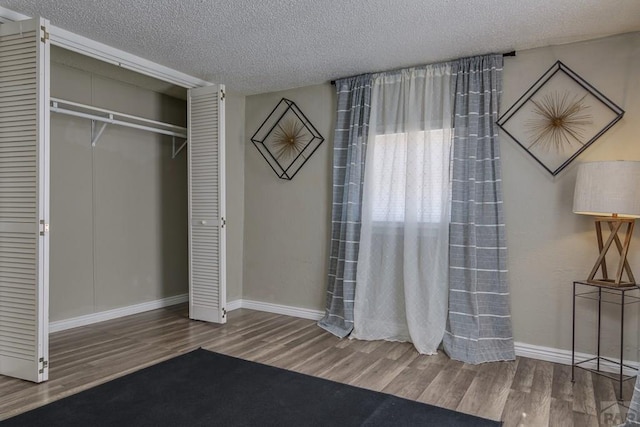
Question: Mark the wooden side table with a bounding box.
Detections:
[571,280,640,400]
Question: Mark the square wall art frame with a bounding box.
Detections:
[497,61,624,176]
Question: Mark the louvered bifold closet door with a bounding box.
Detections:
[188,85,226,324]
[0,18,50,383]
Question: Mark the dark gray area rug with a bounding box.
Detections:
[3,348,502,426]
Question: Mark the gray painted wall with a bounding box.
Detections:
[225,93,245,302]
[242,32,640,359]
[50,58,189,321]
[243,85,335,310]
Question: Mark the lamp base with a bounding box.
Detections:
[587,216,636,287]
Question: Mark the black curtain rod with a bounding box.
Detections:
[330,51,516,85]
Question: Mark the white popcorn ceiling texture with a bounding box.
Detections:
[2,0,640,95]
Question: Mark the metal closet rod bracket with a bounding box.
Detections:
[172,137,188,159]
[91,119,110,147]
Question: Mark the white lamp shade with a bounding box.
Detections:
[573,161,640,218]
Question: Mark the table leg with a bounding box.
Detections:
[620,291,625,400]
[598,287,602,372]
[572,281,576,382]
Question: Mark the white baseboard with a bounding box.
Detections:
[49,295,319,333]
[49,293,188,333]
[226,299,243,312]
[226,298,324,321]
[514,341,638,376]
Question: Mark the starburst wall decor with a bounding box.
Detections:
[497,61,624,176]
[251,98,324,180]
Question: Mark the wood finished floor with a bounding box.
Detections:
[0,304,634,426]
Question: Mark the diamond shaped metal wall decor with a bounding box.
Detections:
[497,61,624,176]
[250,98,325,180]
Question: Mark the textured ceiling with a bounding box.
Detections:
[2,1,640,95]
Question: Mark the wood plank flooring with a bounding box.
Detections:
[0,304,634,426]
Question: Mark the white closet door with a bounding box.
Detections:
[0,18,50,382]
[188,85,226,323]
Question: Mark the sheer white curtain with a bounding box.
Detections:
[351,64,452,354]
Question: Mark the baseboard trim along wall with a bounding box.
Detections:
[51,295,639,375]
[236,299,325,321]
[514,341,638,377]
[49,294,189,333]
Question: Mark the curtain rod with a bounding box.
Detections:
[329,51,516,85]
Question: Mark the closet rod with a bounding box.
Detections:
[50,97,187,139]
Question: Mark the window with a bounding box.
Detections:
[369,129,452,224]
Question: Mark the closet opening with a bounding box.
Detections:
[48,45,190,328]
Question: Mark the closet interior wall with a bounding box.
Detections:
[49,46,189,322]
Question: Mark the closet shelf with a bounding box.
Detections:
[50,98,188,154]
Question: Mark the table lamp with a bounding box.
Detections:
[573,160,640,286]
